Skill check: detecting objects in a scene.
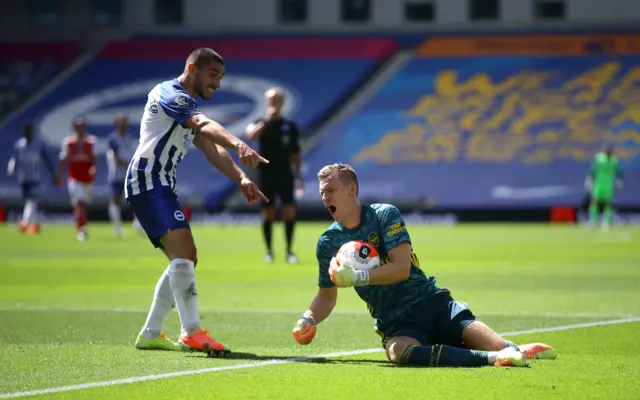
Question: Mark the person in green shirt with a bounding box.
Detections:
[585,146,623,229]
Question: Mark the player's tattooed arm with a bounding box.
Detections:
[186,114,269,169]
[367,242,412,285]
[193,134,246,183]
[193,135,268,204]
[186,114,243,150]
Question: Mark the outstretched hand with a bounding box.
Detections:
[236,142,269,169]
[240,176,269,205]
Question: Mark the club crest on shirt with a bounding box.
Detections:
[174,95,189,108]
[367,232,380,247]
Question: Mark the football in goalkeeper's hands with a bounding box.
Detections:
[336,240,380,270]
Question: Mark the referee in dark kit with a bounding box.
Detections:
[245,87,303,264]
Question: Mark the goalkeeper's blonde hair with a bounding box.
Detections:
[317,163,359,196]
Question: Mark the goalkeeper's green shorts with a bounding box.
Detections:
[592,185,614,203]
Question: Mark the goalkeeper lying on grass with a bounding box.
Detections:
[292,163,557,368]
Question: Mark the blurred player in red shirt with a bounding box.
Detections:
[56,116,97,241]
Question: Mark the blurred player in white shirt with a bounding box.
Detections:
[6,121,56,234]
[106,113,138,237]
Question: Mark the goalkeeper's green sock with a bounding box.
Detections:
[589,204,599,225]
[401,344,489,367]
[603,205,613,226]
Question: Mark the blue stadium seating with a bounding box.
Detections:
[3,35,638,211]
[302,53,640,207]
[0,37,397,209]
[0,42,79,119]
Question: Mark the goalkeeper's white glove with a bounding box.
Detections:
[292,315,316,345]
[328,257,370,288]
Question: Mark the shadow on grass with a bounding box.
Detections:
[201,352,500,368]
[185,351,390,366]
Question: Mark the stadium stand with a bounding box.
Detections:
[299,34,640,210]
[1,34,638,219]
[0,42,80,120]
[0,37,397,210]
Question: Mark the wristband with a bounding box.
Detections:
[300,315,316,325]
[354,269,370,287]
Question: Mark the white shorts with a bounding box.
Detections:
[68,179,93,206]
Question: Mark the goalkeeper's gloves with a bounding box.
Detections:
[329,257,370,288]
[293,315,317,345]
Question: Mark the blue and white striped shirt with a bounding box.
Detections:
[107,132,137,183]
[12,138,47,183]
[125,79,200,198]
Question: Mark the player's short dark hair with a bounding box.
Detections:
[317,163,359,196]
[186,47,224,68]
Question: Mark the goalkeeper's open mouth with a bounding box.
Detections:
[327,205,337,215]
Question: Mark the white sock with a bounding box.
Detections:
[108,202,121,226]
[132,215,142,231]
[141,265,175,340]
[487,351,499,364]
[22,200,34,225]
[168,258,200,335]
[28,200,38,225]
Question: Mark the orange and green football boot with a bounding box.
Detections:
[135,333,180,351]
[178,328,230,354]
[519,343,558,360]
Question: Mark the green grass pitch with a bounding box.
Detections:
[1,222,639,399]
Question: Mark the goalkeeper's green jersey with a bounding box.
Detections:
[589,152,622,188]
[316,204,447,327]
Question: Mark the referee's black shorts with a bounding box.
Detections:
[258,170,295,207]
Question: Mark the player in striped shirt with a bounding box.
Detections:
[106,113,138,237]
[126,48,268,356]
[6,121,56,234]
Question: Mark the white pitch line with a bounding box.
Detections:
[1,317,639,399]
[0,306,635,319]
[498,317,640,336]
